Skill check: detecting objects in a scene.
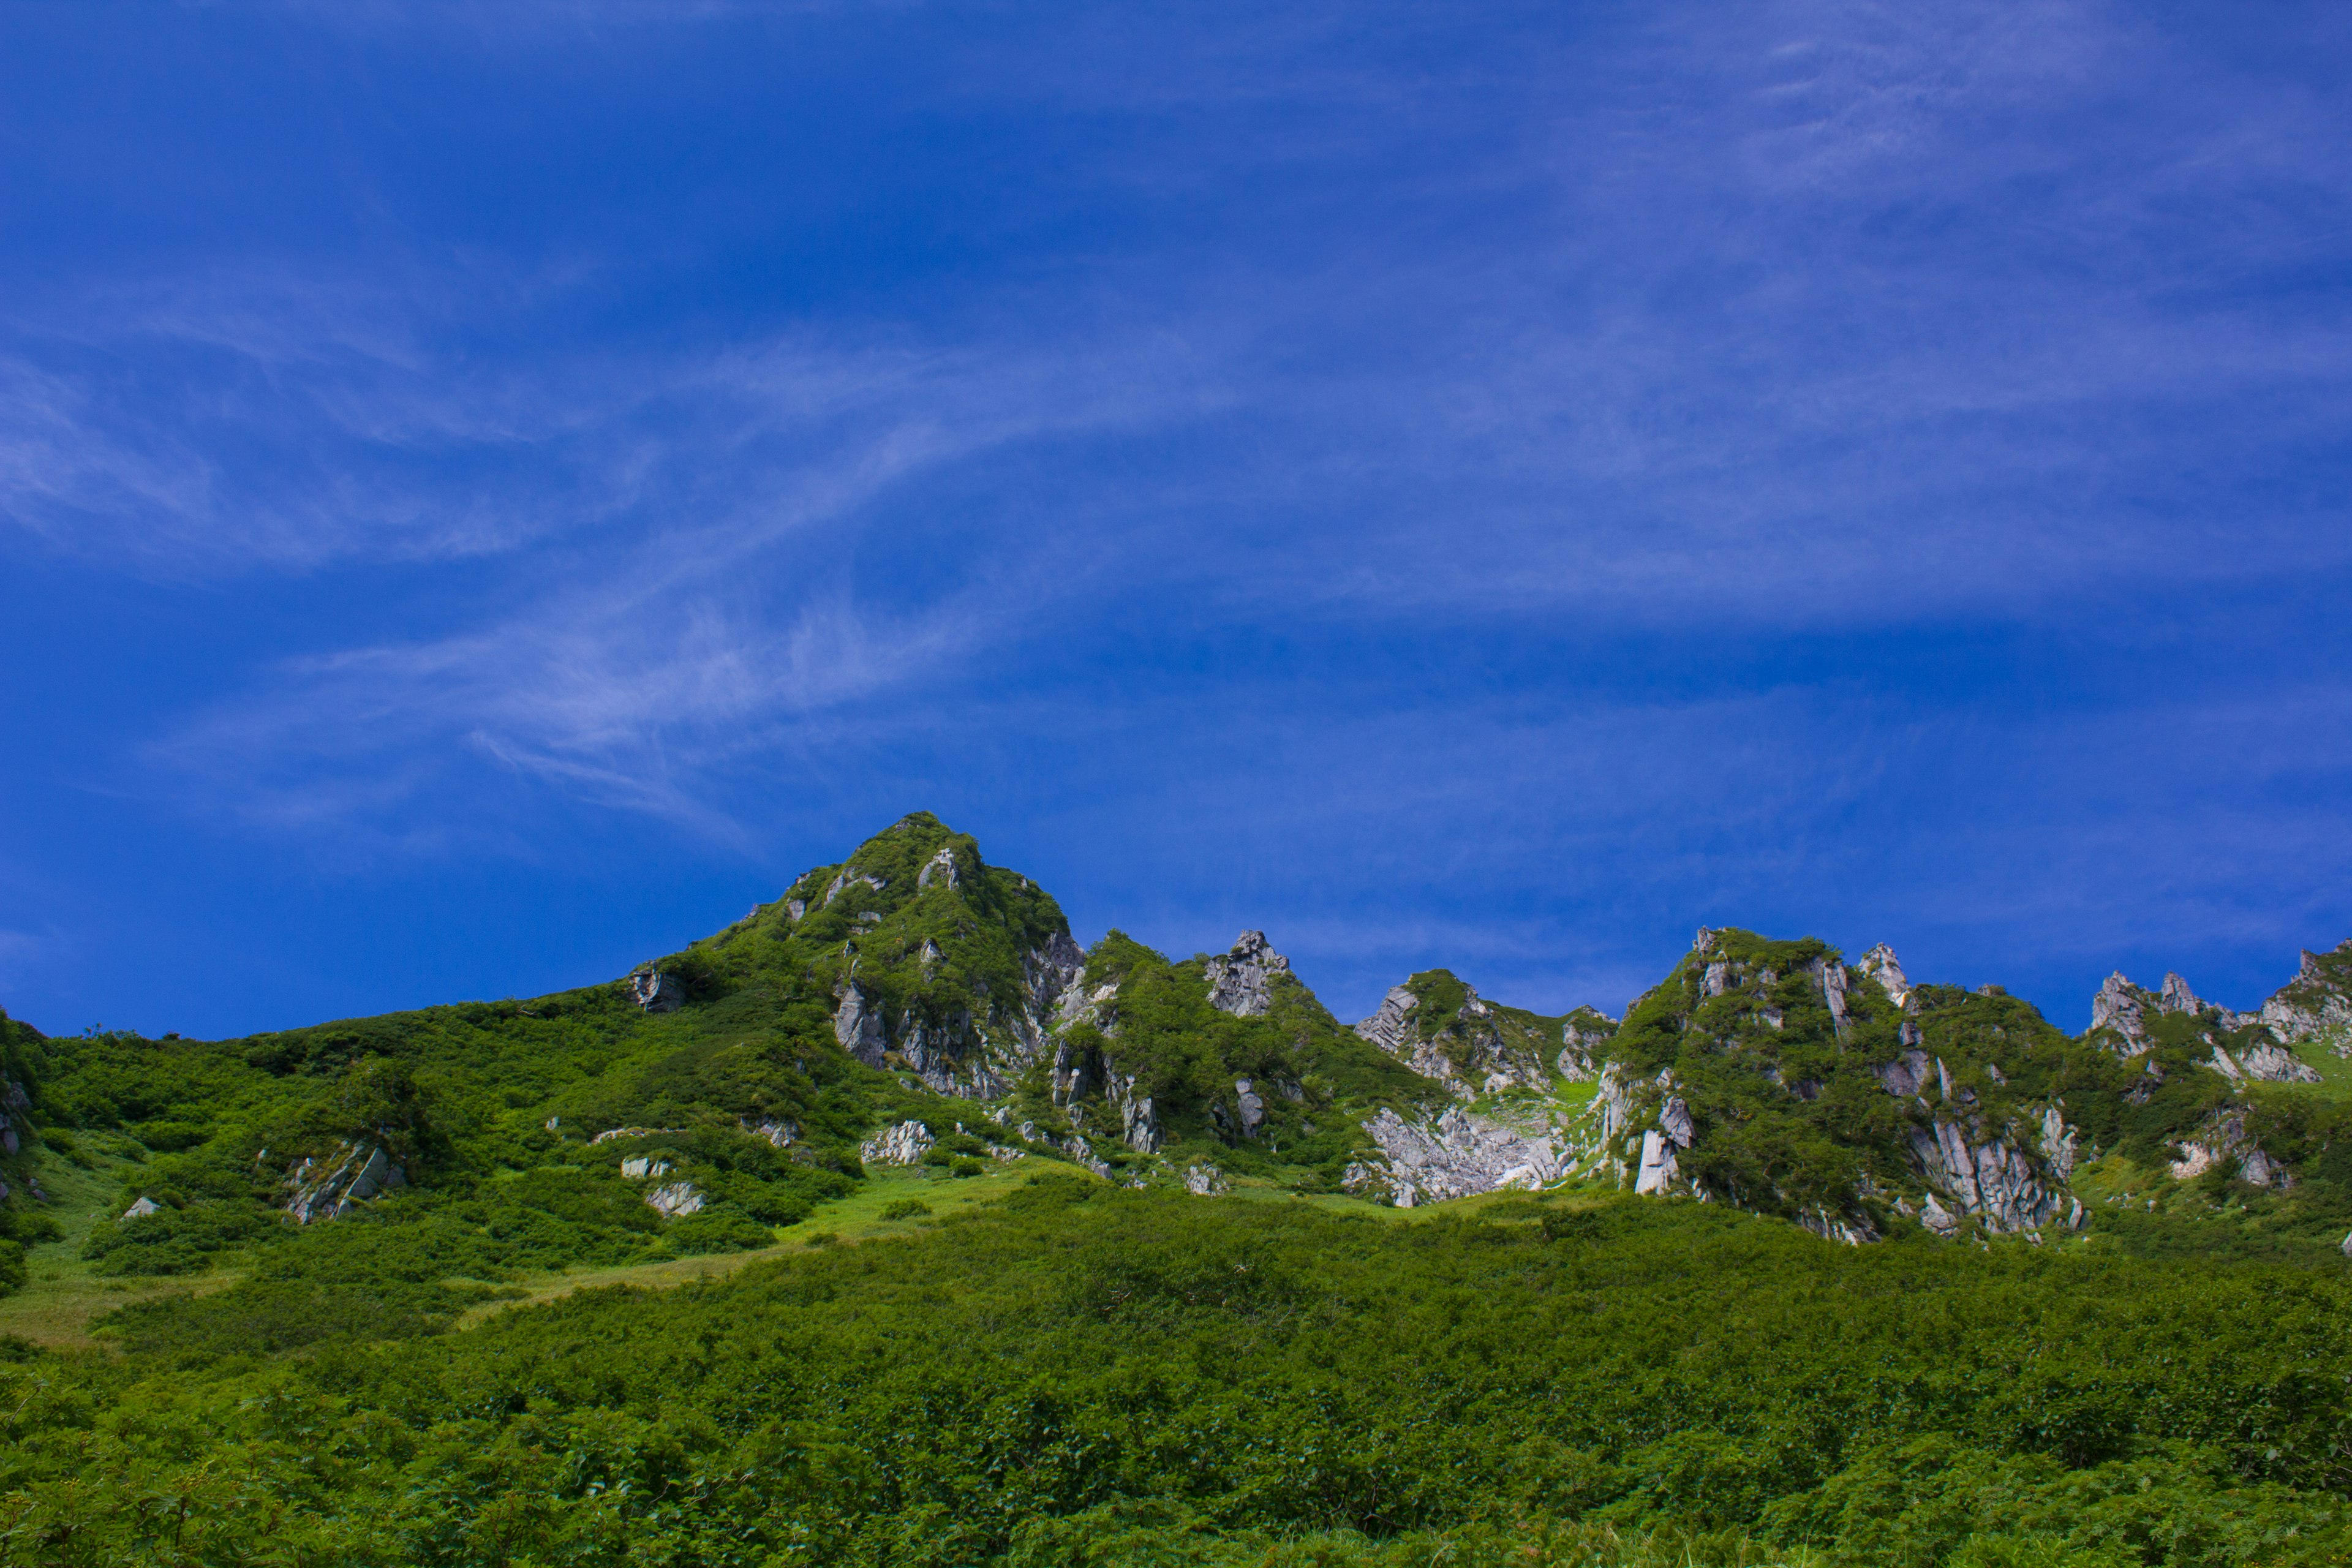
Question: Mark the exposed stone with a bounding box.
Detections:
[119,1196,162,1222]
[2168,1109,2289,1189]
[833,982,887,1068]
[1796,1207,1880,1246]
[916,846,960,891]
[1109,1074,1162,1153]
[1812,957,1851,1036]
[284,1141,407,1225]
[1634,1130,1678,1196]
[645,1182,703,1218]
[1694,927,1721,954]
[1205,931,1291,1017]
[1348,1106,1568,1207]
[1354,976,1558,1095]
[628,969,685,1014]
[620,1156,671,1180]
[1658,1095,1695,1150]
[2207,1039,2322,1085]
[1234,1079,1266,1137]
[1183,1163,1229,1196]
[2158,972,2204,1016]
[822,870,887,908]
[2261,939,2352,1049]
[1858,944,1909,1008]
[590,1126,688,1145]
[743,1117,799,1147]
[2090,972,2154,1055]
[1905,1115,2069,1234]
[1703,961,1733,998]
[859,1120,935,1166]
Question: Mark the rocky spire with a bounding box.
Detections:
[1205,931,1291,1017]
[1858,943,1909,1008]
[2090,972,2153,1055]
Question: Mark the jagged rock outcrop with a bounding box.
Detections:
[859,1120,935,1166]
[645,1182,704,1217]
[628,969,684,1014]
[2090,972,2155,1055]
[620,1155,670,1179]
[2207,1038,2323,1085]
[1858,943,1910,1008]
[1352,973,1561,1095]
[1557,1015,1613,1081]
[119,1195,161,1222]
[283,1142,407,1224]
[2261,940,2352,1052]
[1205,932,1291,1017]
[1109,1074,1162,1153]
[1183,1163,1228,1196]
[1344,1106,1568,1207]
[1906,1112,2079,1235]
[2168,1109,2289,1188]
[1232,1079,1266,1137]
[833,983,887,1068]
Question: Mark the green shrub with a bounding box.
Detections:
[665,1209,775,1254]
[880,1198,932,1221]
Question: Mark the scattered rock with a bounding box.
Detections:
[743,1117,799,1147]
[859,1120,935,1166]
[1205,931,1291,1017]
[590,1126,688,1145]
[1183,1164,1229,1196]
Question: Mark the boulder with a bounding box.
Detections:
[119,1196,162,1222]
[1234,1079,1266,1137]
[1633,1130,1678,1196]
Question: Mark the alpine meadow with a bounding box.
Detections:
[6,814,2352,1566]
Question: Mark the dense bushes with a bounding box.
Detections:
[7,1188,2352,1566]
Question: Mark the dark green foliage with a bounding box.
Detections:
[9,1191,2352,1565]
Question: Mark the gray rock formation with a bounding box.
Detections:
[1557,1016,1613,1082]
[833,983,887,1068]
[2158,972,2203,1016]
[916,846,960,890]
[2090,972,2154,1054]
[1352,977,1558,1095]
[2261,940,2352,1050]
[1205,931,1291,1016]
[2207,1039,2323,1085]
[1875,1049,1934,1098]
[1633,1130,1678,1196]
[1905,1115,2073,1234]
[859,1120,935,1166]
[1109,1074,1162,1153]
[1354,985,1418,1055]
[620,1156,670,1179]
[119,1195,161,1222]
[628,969,684,1014]
[743,1117,798,1147]
[590,1125,688,1145]
[1346,1106,1568,1207]
[283,1142,407,1224]
[1183,1163,1229,1196]
[2168,1109,2289,1188]
[1858,943,1909,1008]
[1812,957,1852,1036]
[1233,1079,1266,1137]
[645,1182,704,1218]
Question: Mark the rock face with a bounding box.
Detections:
[119,1195,162,1222]
[1352,972,1565,1095]
[1205,932,1291,1017]
[283,1142,407,1224]
[1858,944,1909,1008]
[0,1079,29,1157]
[1344,1106,1567,1207]
[645,1182,703,1218]
[832,984,888,1069]
[2261,940,2352,1051]
[2207,1039,2323,1085]
[2090,972,2155,1055]
[2168,1109,2289,1188]
[1906,1113,2078,1235]
[628,969,685,1014]
[859,1120,935,1166]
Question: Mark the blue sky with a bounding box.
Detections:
[4,0,2350,1038]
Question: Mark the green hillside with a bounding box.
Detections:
[5,815,2352,1564]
